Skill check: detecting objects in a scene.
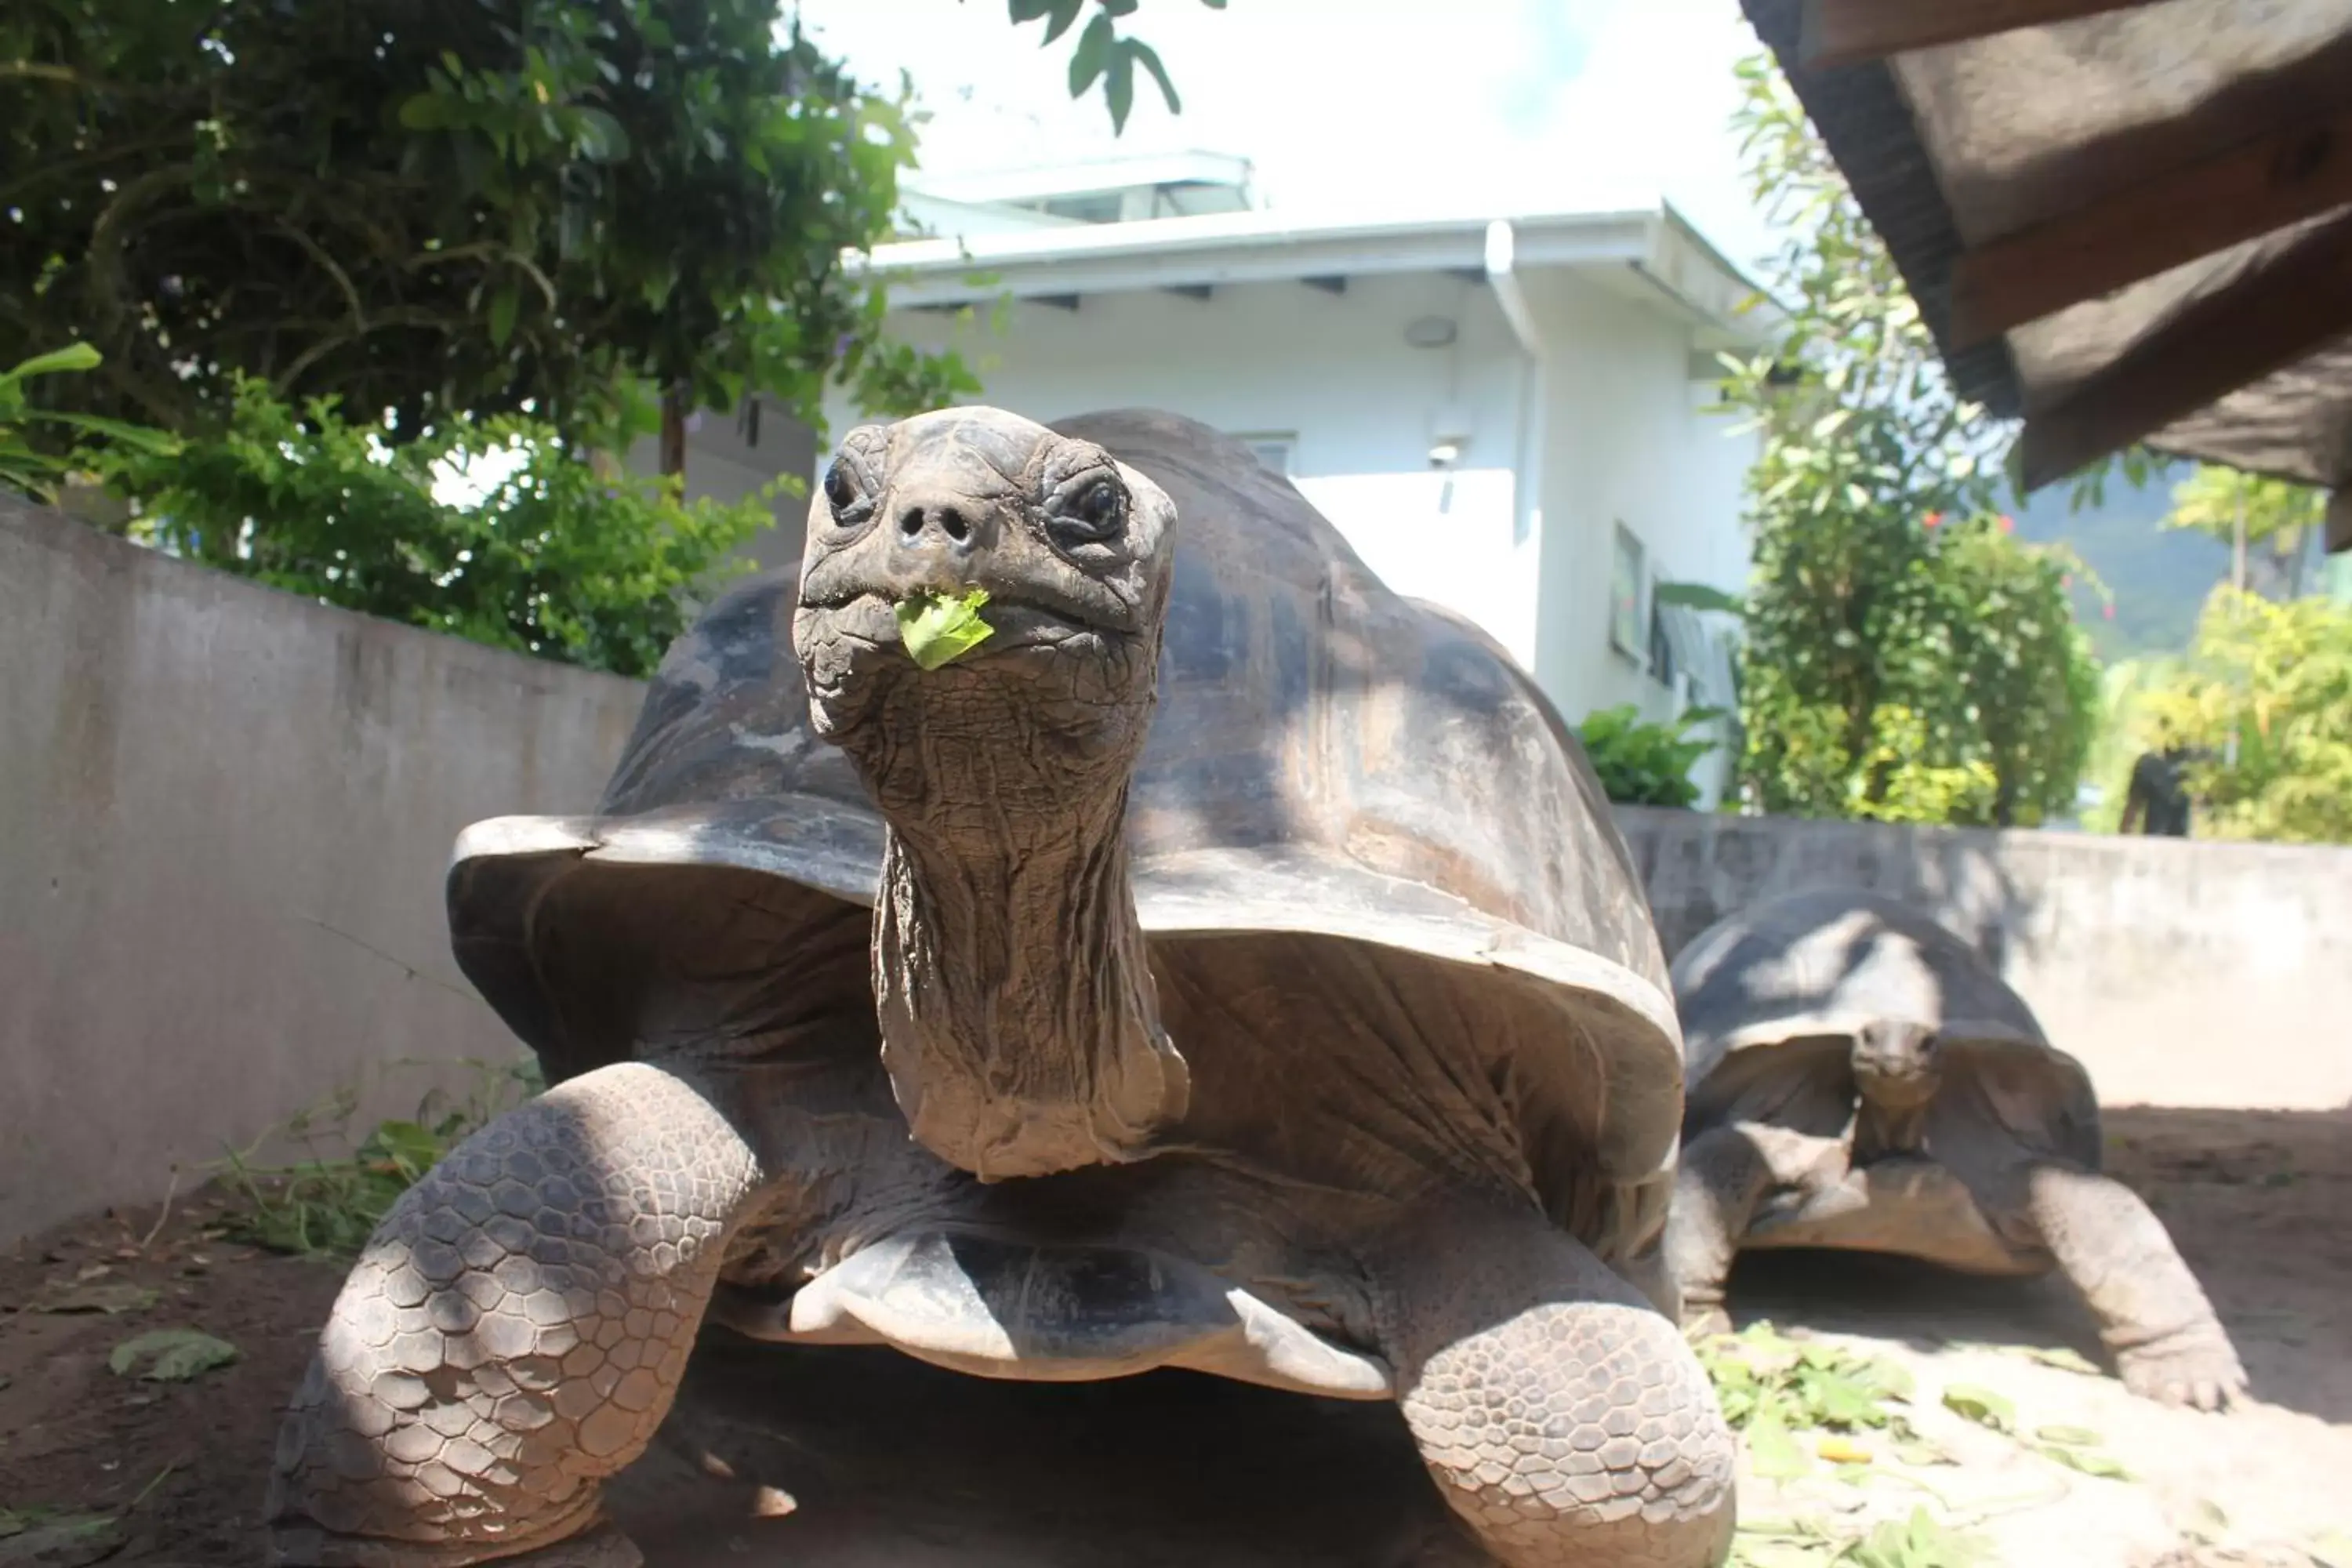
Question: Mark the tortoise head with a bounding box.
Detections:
[1849,1018,1944,1110]
[791,407,1178,826]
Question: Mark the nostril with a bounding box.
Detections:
[893,503,973,546]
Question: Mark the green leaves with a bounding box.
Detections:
[1722,53,2102,829]
[109,1328,241,1382]
[2,343,180,504]
[31,1279,159,1316]
[487,283,521,350]
[2031,1423,2102,1446]
[1938,1384,2013,1433]
[1842,1507,1991,1568]
[1010,0,1207,132]
[93,376,767,679]
[212,1058,544,1258]
[2029,1421,2133,1478]
[5,0,967,456]
[1747,1409,1811,1479]
[2133,586,2352,844]
[1697,1321,1916,1447]
[2018,1345,2103,1376]
[1576,705,1721,808]
[9,343,102,381]
[895,590,996,670]
[1069,13,1116,96]
[2161,463,2325,550]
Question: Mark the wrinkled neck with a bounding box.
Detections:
[870,784,1189,1181]
[1851,1073,1936,1162]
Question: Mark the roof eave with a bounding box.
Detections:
[848,203,1774,343]
[1737,0,2026,416]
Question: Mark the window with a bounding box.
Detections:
[1649,598,1678,688]
[1232,431,1296,476]
[1034,193,1124,224]
[1608,522,1646,661]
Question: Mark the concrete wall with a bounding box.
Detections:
[0,499,646,1244]
[1615,808,2352,1112]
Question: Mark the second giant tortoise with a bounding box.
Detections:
[265,408,1737,1568]
[1661,887,2247,1410]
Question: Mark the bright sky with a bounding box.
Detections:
[792,0,1779,274]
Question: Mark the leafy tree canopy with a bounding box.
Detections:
[89,371,770,678]
[2138,589,2352,844]
[2,0,974,449]
[1708,57,2103,828]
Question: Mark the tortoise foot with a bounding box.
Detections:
[1377,1208,1737,1568]
[268,1519,641,1568]
[488,1523,644,1568]
[2118,1326,2248,1412]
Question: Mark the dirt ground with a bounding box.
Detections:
[2,1105,2347,1568]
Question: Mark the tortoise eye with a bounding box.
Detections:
[823,456,876,528]
[1052,477,1128,546]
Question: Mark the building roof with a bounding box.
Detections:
[906,151,1254,210]
[847,200,1773,348]
[1738,0,2352,551]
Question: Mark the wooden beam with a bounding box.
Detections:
[1950,105,2352,348]
[2017,209,2352,491]
[1798,0,2160,71]
[1301,274,1347,295]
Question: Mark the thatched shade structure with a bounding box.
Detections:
[1740,0,2352,553]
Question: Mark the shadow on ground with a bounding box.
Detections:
[1,1105,2339,1563]
[612,1339,1485,1568]
[1715,1104,2352,1428]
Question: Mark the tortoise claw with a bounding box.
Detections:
[2118,1330,2248,1412]
[1681,1305,1735,1343]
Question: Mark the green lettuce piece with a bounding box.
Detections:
[895,589,995,670]
[109,1327,241,1381]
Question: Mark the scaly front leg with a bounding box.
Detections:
[2016,1162,2247,1411]
[1370,1204,1737,1568]
[266,1061,768,1566]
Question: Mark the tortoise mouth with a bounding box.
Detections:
[797,588,1140,669]
[1852,1062,1943,1109]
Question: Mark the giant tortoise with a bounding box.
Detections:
[1661,887,2247,1410]
[265,408,1737,1568]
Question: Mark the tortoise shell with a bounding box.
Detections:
[1672,887,2099,1166]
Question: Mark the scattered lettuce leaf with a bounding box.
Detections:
[1940,1383,2014,1433]
[2035,1441,2133,1480]
[2019,1345,2103,1376]
[109,1327,240,1381]
[1746,1409,1810,1479]
[2033,1424,2101,1446]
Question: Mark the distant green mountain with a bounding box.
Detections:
[2010,461,2229,661]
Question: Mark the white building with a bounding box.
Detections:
[659,154,1766,804]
